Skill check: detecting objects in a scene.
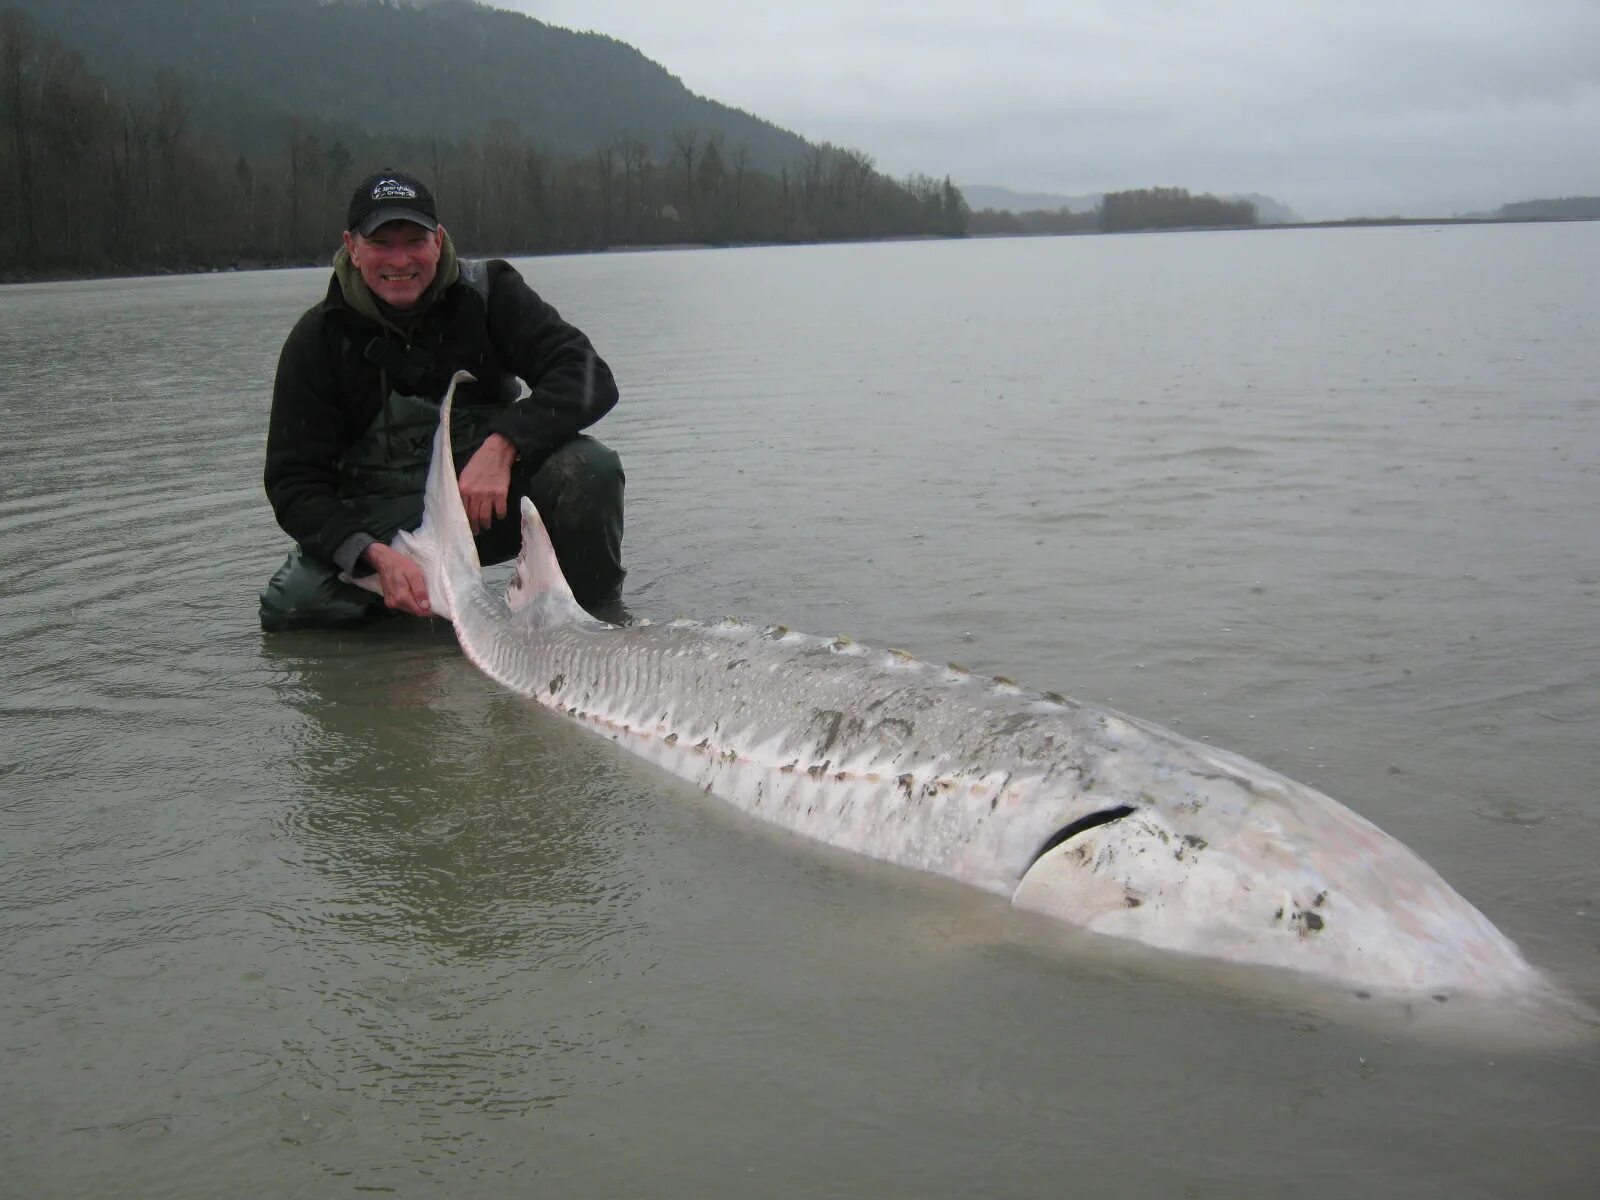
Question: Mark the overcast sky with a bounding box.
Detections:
[503,0,1598,220]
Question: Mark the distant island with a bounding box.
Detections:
[963,185,1302,225]
[964,185,1600,239]
[1493,197,1600,220]
[0,1,1594,282]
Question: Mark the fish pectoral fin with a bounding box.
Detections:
[505,495,589,626]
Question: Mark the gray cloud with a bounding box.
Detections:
[507,1,1600,218]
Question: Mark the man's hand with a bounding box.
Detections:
[361,542,432,617]
[458,433,517,533]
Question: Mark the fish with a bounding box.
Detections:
[396,370,1551,1002]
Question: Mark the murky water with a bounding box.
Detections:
[3,225,1598,1197]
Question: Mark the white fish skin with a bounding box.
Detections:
[405,371,1548,1001]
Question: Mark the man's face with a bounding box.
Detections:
[343,220,443,310]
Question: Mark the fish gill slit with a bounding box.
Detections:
[1025,805,1138,871]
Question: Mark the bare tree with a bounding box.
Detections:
[670,127,698,211]
[0,8,38,259]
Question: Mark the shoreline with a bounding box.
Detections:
[3,216,1593,287]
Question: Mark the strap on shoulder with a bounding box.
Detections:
[458,258,490,300]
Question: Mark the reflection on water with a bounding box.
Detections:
[262,628,641,963]
[2,227,1598,1197]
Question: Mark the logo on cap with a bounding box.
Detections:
[371,178,419,201]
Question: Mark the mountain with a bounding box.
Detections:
[962,183,1301,225]
[3,0,813,169]
[0,0,971,276]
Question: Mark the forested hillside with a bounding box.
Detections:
[4,0,811,168]
[0,1,969,277]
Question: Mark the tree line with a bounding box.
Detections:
[967,207,1099,236]
[0,8,969,280]
[967,187,1258,238]
[1100,188,1257,232]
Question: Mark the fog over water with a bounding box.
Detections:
[2,224,1598,1196]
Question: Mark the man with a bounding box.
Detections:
[260,169,624,630]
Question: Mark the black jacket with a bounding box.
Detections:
[265,259,618,564]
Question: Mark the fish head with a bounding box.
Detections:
[1010,755,1544,1000]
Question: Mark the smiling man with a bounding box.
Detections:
[260,170,625,630]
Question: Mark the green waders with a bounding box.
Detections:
[259,388,624,631]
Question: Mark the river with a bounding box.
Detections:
[2,224,1597,1197]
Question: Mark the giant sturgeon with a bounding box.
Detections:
[388,372,1550,1001]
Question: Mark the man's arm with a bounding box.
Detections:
[457,431,518,532]
[263,312,372,565]
[482,263,620,460]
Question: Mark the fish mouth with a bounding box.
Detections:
[1025,805,1138,872]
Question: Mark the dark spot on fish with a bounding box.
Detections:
[897,773,914,795]
[694,738,710,751]
[1314,891,1328,907]
[874,717,914,740]
[1273,908,1284,922]
[1183,834,1208,851]
[993,713,1035,738]
[814,710,845,755]
[1124,895,1142,908]
[1355,990,1372,1000]
[726,658,747,670]
[780,762,796,773]
[807,764,825,778]
[1026,805,1137,871]
[565,706,577,716]
[548,674,566,693]
[1433,994,1449,1004]
[1292,910,1325,935]
[989,796,998,812]
[664,733,678,745]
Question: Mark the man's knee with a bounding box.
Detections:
[536,437,624,526]
[523,436,626,604]
[258,547,386,631]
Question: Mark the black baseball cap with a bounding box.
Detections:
[346,170,439,236]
